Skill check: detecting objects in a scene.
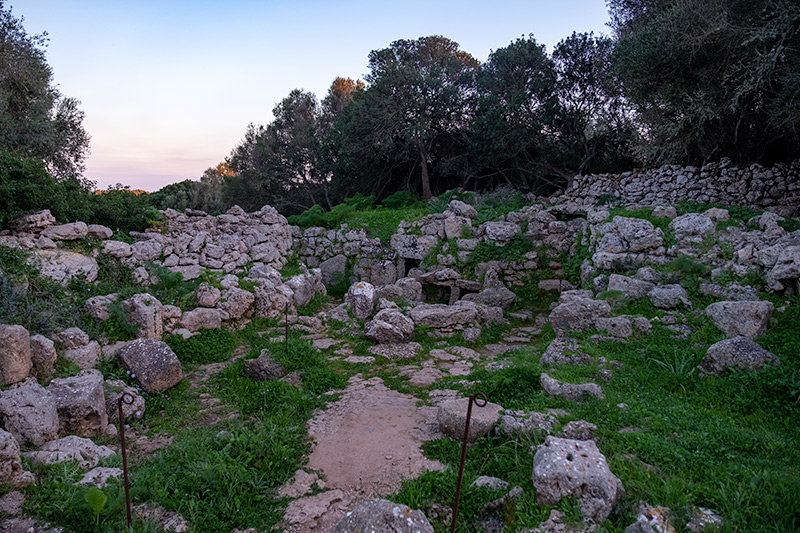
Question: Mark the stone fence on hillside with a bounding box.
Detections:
[560,158,800,211]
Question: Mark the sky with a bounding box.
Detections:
[15,0,612,192]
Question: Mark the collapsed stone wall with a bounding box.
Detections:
[561,158,800,210]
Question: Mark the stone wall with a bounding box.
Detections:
[561,158,800,210]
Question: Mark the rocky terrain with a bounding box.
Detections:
[0,181,798,532]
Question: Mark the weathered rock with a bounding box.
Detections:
[23,436,114,470]
[333,498,434,533]
[29,249,99,284]
[243,354,286,382]
[0,383,59,446]
[461,286,516,309]
[47,370,108,437]
[219,287,255,320]
[533,436,623,526]
[122,293,164,340]
[562,420,598,441]
[595,317,634,338]
[319,254,347,287]
[396,277,423,302]
[705,300,774,338]
[437,397,502,443]
[51,327,90,349]
[0,325,32,386]
[344,281,375,321]
[607,274,655,299]
[77,467,123,488]
[540,338,592,366]
[541,373,604,402]
[63,341,100,369]
[86,224,113,239]
[131,240,163,261]
[446,199,478,219]
[41,221,88,241]
[409,303,479,328]
[698,336,780,376]
[0,429,34,488]
[648,284,691,309]
[365,308,415,344]
[14,209,55,232]
[83,294,119,321]
[286,274,317,308]
[549,296,611,336]
[624,503,674,533]
[669,213,715,241]
[481,221,520,243]
[29,334,57,377]
[595,216,663,254]
[180,307,224,332]
[766,245,800,290]
[471,476,510,491]
[103,379,145,422]
[367,342,423,360]
[687,507,724,532]
[116,339,183,393]
[195,283,221,307]
[101,240,132,258]
[497,410,557,437]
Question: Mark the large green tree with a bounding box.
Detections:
[0,2,90,181]
[333,36,479,200]
[609,0,800,165]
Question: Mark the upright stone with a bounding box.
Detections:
[116,339,183,393]
[0,325,32,386]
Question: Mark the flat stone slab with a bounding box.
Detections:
[343,355,375,364]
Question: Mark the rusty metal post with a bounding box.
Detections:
[285,301,289,356]
[450,392,488,533]
[118,392,135,527]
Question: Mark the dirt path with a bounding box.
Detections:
[282,375,445,532]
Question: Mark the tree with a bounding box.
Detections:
[551,32,638,175]
[334,36,479,200]
[0,2,90,181]
[228,89,329,213]
[470,36,561,192]
[609,0,800,165]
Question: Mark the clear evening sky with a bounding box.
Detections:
[16,1,611,191]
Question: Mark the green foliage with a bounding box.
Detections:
[90,185,158,233]
[166,328,236,364]
[278,254,303,278]
[287,193,375,228]
[381,189,420,209]
[145,262,201,309]
[466,234,534,268]
[85,487,107,526]
[609,0,800,165]
[99,302,138,342]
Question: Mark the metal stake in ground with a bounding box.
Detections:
[118,392,136,527]
[450,392,488,533]
[285,301,289,357]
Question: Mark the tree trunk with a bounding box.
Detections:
[419,143,433,200]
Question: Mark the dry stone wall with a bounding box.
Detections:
[561,158,800,211]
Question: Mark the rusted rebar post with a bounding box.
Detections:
[285,301,289,356]
[117,392,135,527]
[450,392,488,533]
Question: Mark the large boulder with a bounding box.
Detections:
[180,307,224,332]
[698,336,780,376]
[461,286,516,309]
[50,327,89,350]
[23,436,114,470]
[344,281,375,321]
[63,341,101,370]
[47,369,108,437]
[648,284,691,309]
[0,429,35,488]
[541,373,604,402]
[595,216,663,254]
[87,224,113,239]
[41,221,88,241]
[0,325,32,386]
[0,383,59,446]
[437,397,502,443]
[607,274,655,299]
[104,379,146,422]
[408,303,479,329]
[766,245,800,290]
[218,287,255,320]
[319,254,347,287]
[669,213,715,241]
[285,274,317,308]
[122,293,164,340]
[548,294,611,336]
[364,308,415,344]
[705,300,774,338]
[29,334,57,378]
[30,249,99,284]
[333,498,434,533]
[533,436,623,526]
[116,339,183,393]
[195,283,221,307]
[243,353,286,382]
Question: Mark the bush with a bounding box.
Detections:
[89,186,158,233]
